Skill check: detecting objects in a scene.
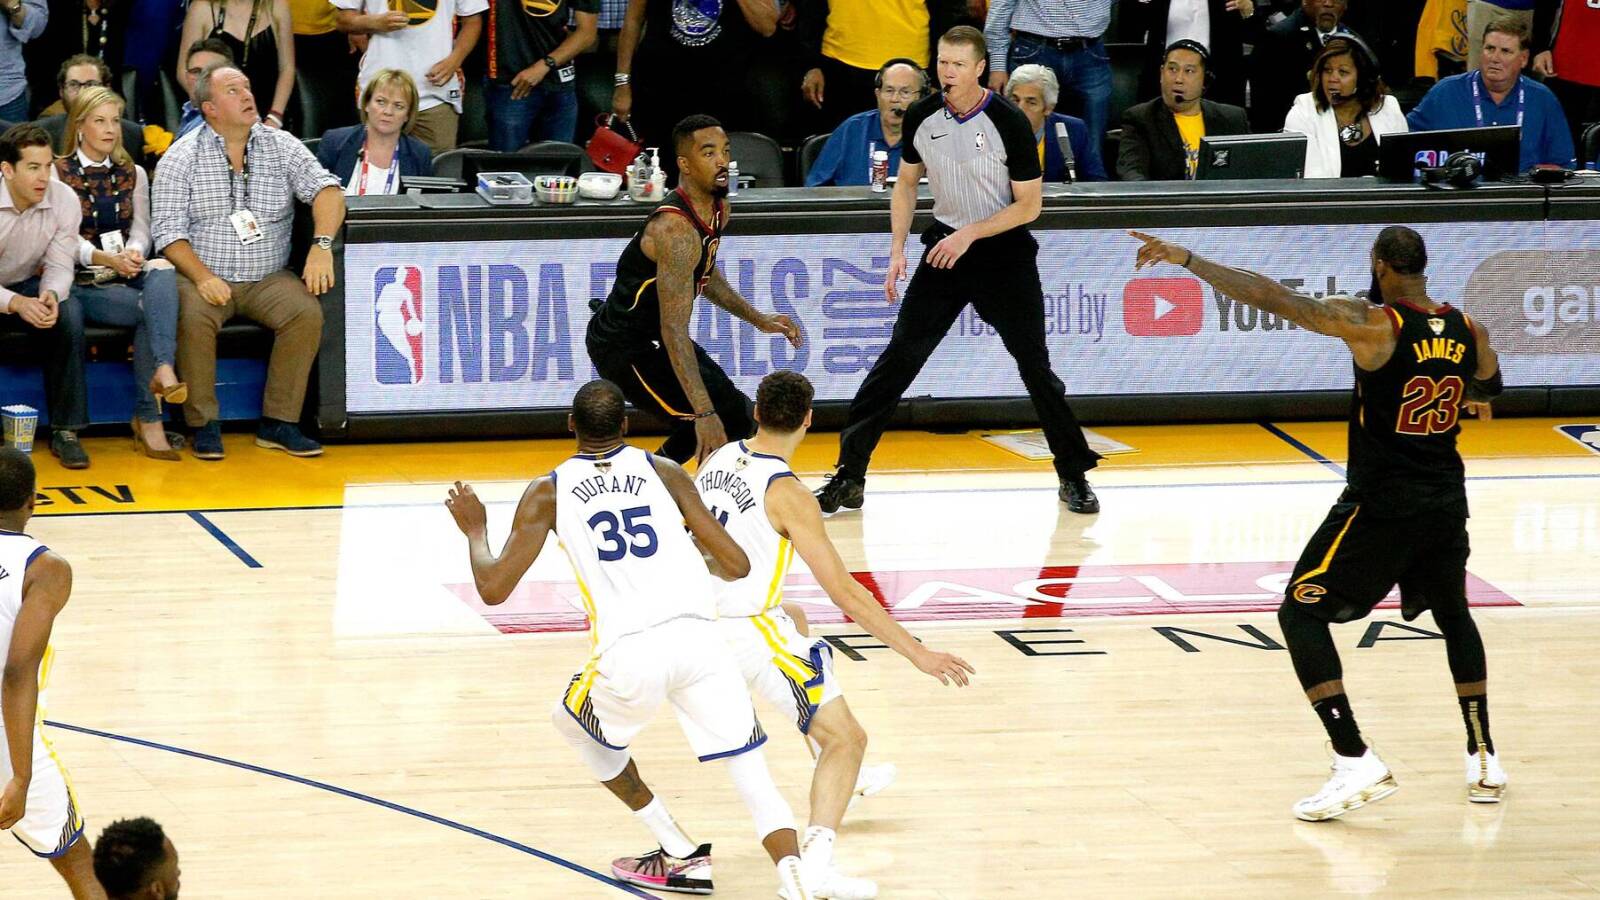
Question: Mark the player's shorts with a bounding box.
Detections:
[0,724,85,858]
[718,608,842,735]
[559,616,767,762]
[1285,498,1470,624]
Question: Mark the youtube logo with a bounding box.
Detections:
[1123,277,1204,336]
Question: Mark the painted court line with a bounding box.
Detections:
[186,511,264,568]
[1257,422,1348,478]
[44,720,653,897]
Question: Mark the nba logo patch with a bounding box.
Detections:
[975,131,986,151]
[1555,424,1600,455]
[374,265,425,385]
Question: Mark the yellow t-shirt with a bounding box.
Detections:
[1175,110,1205,180]
[291,0,339,36]
[822,0,929,70]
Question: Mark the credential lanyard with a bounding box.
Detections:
[356,144,399,196]
[1471,71,1524,129]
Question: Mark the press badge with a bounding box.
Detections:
[230,208,263,245]
[557,63,576,84]
[98,230,124,254]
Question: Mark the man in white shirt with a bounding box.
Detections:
[334,0,486,153]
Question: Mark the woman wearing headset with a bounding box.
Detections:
[1283,35,1407,178]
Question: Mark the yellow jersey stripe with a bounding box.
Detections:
[631,365,691,419]
[763,539,793,611]
[1293,506,1361,585]
[752,614,813,685]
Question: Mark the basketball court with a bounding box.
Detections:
[3,417,1597,897]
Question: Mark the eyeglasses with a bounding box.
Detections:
[65,79,103,90]
[878,87,920,100]
[186,66,206,77]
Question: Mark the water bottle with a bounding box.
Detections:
[727,160,740,196]
[870,150,889,193]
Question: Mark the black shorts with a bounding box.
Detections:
[1285,497,1470,624]
[587,331,755,464]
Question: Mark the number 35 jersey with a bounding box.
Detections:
[552,445,715,654]
[1346,300,1480,518]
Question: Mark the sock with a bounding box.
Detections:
[634,797,697,859]
[1459,694,1494,755]
[1312,694,1367,758]
[801,825,835,871]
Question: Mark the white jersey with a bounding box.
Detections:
[0,530,47,702]
[551,445,714,654]
[696,441,797,618]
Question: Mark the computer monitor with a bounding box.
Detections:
[1195,133,1308,180]
[1377,126,1521,183]
[460,148,586,185]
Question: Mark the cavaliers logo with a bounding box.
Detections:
[1292,583,1326,604]
[521,0,563,16]
[387,0,438,25]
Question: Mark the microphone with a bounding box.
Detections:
[1054,119,1076,184]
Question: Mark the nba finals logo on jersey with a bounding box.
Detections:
[1555,425,1600,456]
[520,0,561,16]
[374,265,426,385]
[1428,317,1446,335]
[1464,250,1600,354]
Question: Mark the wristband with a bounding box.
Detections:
[544,55,560,69]
[693,410,717,419]
[614,73,631,85]
[266,111,284,126]
[1182,249,1194,267]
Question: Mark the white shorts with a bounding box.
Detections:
[719,609,842,735]
[0,724,84,858]
[559,616,767,762]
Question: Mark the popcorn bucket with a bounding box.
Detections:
[2,404,39,452]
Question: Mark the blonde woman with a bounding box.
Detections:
[54,87,187,460]
[315,69,433,195]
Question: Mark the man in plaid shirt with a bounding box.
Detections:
[153,65,344,460]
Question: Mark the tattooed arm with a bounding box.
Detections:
[643,212,726,461]
[703,267,803,347]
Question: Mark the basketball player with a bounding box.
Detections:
[587,114,803,465]
[697,370,975,899]
[1131,226,1508,821]
[445,380,814,898]
[0,447,106,899]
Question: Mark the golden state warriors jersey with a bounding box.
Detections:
[552,445,715,654]
[0,530,47,739]
[695,441,797,618]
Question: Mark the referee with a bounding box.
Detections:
[815,25,1103,515]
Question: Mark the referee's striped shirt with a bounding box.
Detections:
[901,89,1042,233]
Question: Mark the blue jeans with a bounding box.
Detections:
[1008,35,1111,182]
[1,275,87,430]
[0,87,28,123]
[484,80,579,151]
[75,268,180,420]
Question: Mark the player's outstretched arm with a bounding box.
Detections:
[767,478,974,686]
[646,213,726,462]
[703,267,803,348]
[1,552,71,829]
[1464,317,1504,418]
[650,455,751,579]
[446,479,555,606]
[1130,230,1393,345]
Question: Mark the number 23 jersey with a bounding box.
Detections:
[1346,300,1479,518]
[552,445,715,654]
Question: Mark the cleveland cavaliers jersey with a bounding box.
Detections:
[0,530,47,739]
[695,441,797,618]
[589,188,725,353]
[1346,300,1480,518]
[551,445,715,654]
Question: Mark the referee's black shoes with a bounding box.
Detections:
[814,472,865,515]
[1059,477,1100,514]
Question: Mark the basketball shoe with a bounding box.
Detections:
[1466,747,1507,802]
[776,854,816,900]
[846,762,897,811]
[1293,748,1398,821]
[611,843,713,894]
[814,473,864,515]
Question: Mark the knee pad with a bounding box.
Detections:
[551,703,631,782]
[722,749,795,840]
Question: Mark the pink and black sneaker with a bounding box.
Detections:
[611,843,714,894]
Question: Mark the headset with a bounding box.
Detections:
[1315,34,1381,102]
[1163,39,1215,94]
[1421,151,1484,189]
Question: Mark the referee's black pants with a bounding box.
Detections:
[835,226,1102,482]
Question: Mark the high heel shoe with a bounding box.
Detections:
[131,418,181,461]
[150,375,188,406]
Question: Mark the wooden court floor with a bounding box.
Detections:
[2,418,1598,898]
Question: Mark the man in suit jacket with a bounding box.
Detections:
[1124,0,1260,108]
[1249,0,1361,131]
[1119,40,1249,180]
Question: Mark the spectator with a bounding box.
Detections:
[1533,0,1600,152]
[151,65,343,460]
[120,0,189,125]
[36,55,146,165]
[316,69,433,194]
[1414,0,1470,82]
[93,817,180,900]
[482,0,596,150]
[1118,39,1248,180]
[0,0,46,123]
[1284,36,1407,178]
[617,0,785,153]
[796,0,962,135]
[805,57,926,187]
[54,87,187,459]
[0,123,90,468]
[983,0,1113,181]
[574,0,629,143]
[176,38,237,141]
[1407,19,1574,170]
[334,0,485,154]
[179,0,296,132]
[291,0,360,134]
[1466,0,1532,70]
[23,0,125,118]
[1124,0,1259,108]
[1249,0,1361,132]
[1005,63,1106,181]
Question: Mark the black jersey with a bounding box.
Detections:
[1346,299,1480,517]
[589,188,725,353]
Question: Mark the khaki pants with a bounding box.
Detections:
[411,103,460,155]
[176,270,323,427]
[1465,2,1535,70]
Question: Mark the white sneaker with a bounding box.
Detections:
[1466,747,1507,803]
[1293,749,1398,822]
[776,855,814,900]
[810,867,878,900]
[846,762,897,811]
